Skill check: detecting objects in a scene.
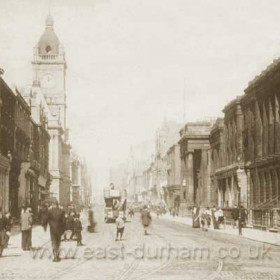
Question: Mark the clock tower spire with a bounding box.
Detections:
[31,14,71,206]
[32,13,67,131]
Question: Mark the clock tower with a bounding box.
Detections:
[32,14,67,131]
[31,14,71,205]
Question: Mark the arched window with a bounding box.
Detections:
[45,45,52,54]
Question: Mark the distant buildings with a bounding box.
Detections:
[110,140,154,204]
[166,144,181,212]
[114,53,280,231]
[71,154,92,208]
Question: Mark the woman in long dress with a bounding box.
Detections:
[87,207,95,233]
[141,206,152,235]
[192,205,200,228]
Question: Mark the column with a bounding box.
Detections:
[249,108,254,161]
[272,169,277,204]
[268,98,275,155]
[217,180,222,207]
[262,102,268,157]
[0,168,2,210]
[258,172,262,203]
[230,176,234,207]
[5,170,9,212]
[266,171,271,202]
[255,100,263,158]
[274,94,280,154]
[236,103,243,158]
[277,169,280,208]
[247,169,251,207]
[187,152,194,205]
[247,169,253,225]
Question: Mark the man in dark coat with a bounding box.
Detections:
[231,205,239,229]
[41,201,65,262]
[73,214,83,246]
[0,208,7,257]
[3,212,12,249]
[87,207,95,233]
[238,205,247,236]
[141,206,152,235]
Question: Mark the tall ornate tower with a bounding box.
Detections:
[32,14,67,131]
[32,14,71,205]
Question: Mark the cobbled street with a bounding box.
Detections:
[1,207,280,280]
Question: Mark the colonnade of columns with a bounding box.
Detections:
[245,93,280,161]
[251,168,279,207]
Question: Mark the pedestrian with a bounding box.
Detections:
[74,214,83,246]
[197,208,210,231]
[62,213,71,241]
[39,203,48,226]
[238,205,247,235]
[156,207,160,218]
[87,207,95,233]
[115,214,125,241]
[41,200,66,262]
[27,208,33,250]
[141,205,152,235]
[205,207,212,228]
[231,205,239,229]
[3,212,12,248]
[215,207,225,230]
[211,206,218,229]
[171,207,175,218]
[21,207,33,251]
[192,205,200,228]
[68,212,75,240]
[128,208,134,218]
[0,208,7,256]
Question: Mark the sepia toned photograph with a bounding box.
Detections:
[0,0,280,279]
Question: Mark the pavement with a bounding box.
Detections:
[159,213,280,247]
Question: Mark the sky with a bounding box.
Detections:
[1,0,280,195]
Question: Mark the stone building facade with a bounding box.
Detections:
[152,120,182,205]
[166,144,181,211]
[71,154,92,208]
[0,76,13,213]
[179,122,212,210]
[241,59,280,229]
[210,97,247,210]
[142,165,152,205]
[209,118,224,207]
[0,76,49,216]
[21,83,51,213]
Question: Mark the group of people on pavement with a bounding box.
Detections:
[63,212,84,246]
[2,201,154,261]
[0,200,97,261]
[192,204,247,234]
[40,201,87,262]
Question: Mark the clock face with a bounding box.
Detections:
[41,74,56,89]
